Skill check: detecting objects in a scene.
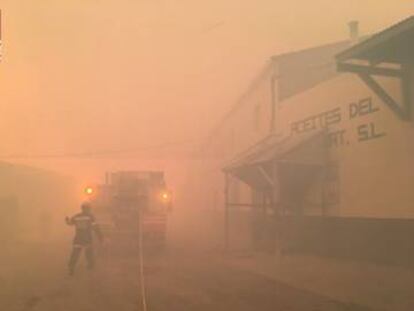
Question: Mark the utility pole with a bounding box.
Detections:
[0,10,2,63]
[224,173,229,251]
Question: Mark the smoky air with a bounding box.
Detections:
[0,2,413,311]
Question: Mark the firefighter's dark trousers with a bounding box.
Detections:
[68,244,94,272]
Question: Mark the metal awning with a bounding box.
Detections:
[336,16,414,64]
[336,16,414,120]
[222,130,328,189]
[222,131,329,249]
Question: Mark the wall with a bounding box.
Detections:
[0,162,77,242]
[281,215,414,267]
[275,72,414,218]
[197,62,276,211]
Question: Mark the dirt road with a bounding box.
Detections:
[1,243,376,311]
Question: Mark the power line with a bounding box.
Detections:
[200,21,225,34]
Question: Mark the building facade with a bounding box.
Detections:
[196,17,414,262]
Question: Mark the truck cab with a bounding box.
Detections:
[88,171,172,253]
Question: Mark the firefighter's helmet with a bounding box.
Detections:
[81,202,92,213]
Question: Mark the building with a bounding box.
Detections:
[0,162,76,242]
[197,17,414,265]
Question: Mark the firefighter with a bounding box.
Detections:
[65,202,102,276]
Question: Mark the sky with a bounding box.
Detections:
[0,0,413,179]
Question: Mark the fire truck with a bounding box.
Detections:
[86,171,172,252]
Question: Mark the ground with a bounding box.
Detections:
[1,239,376,311]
